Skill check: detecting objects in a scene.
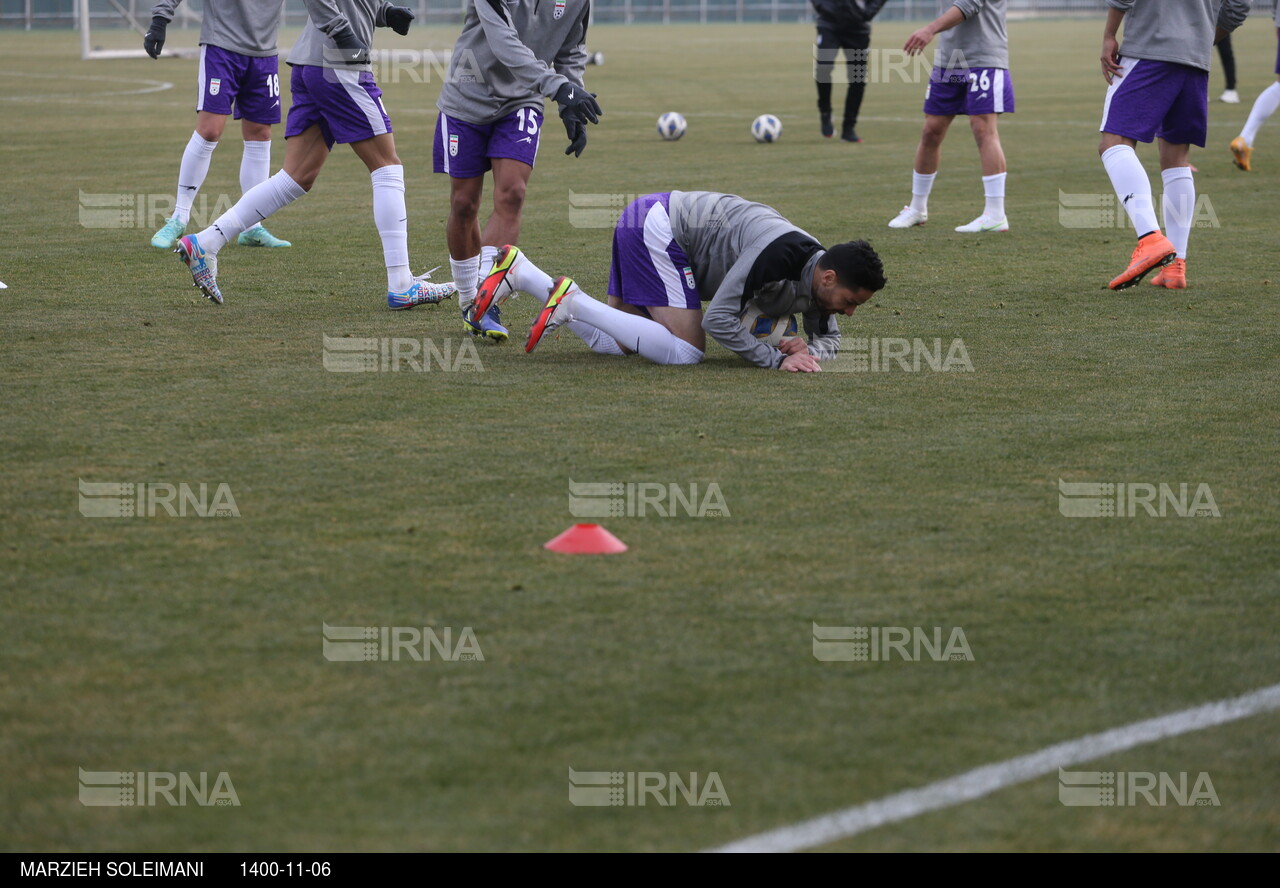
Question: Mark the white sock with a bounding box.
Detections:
[174,132,218,225]
[478,245,499,282]
[567,320,626,355]
[1101,145,1159,237]
[371,165,411,292]
[451,255,480,310]
[1241,81,1280,146]
[567,289,703,365]
[199,169,305,254]
[982,172,1006,219]
[511,252,558,302]
[239,140,272,231]
[1161,166,1194,260]
[910,170,936,214]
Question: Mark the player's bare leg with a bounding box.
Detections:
[955,113,1010,232]
[889,114,952,228]
[1099,131,1175,290]
[1150,138,1193,288]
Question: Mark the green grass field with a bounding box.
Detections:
[2,18,1279,853]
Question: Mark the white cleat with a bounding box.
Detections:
[887,205,928,229]
[1220,89,1241,104]
[954,214,1009,233]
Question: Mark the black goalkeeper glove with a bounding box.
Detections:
[327,24,370,65]
[553,82,602,126]
[385,6,415,36]
[143,15,167,59]
[563,118,587,157]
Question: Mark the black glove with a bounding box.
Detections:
[328,24,370,65]
[143,15,167,59]
[385,6,415,36]
[553,82,602,126]
[563,118,587,157]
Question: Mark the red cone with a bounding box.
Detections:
[543,523,628,554]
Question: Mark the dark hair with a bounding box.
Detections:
[818,240,886,293]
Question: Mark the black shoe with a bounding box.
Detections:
[820,113,834,138]
[841,125,861,143]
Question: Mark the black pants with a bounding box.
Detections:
[815,24,871,127]
[1218,34,1237,91]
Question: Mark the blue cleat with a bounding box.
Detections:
[462,303,509,342]
[388,278,456,310]
[236,225,291,248]
[174,234,223,305]
[150,216,186,249]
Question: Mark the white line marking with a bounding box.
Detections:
[0,70,173,101]
[708,682,1280,853]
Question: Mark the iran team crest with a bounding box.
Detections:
[683,266,696,289]
[448,134,459,157]
[209,78,221,96]
[554,0,566,18]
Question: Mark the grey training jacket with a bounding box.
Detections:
[436,0,590,126]
[1108,0,1249,73]
[151,0,285,57]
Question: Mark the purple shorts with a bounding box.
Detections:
[608,193,702,311]
[433,109,542,178]
[197,45,281,123]
[1274,28,1280,75]
[1100,58,1208,147]
[284,65,391,148]
[924,67,1014,116]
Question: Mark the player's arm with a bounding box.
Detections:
[904,2,968,56]
[1216,0,1250,43]
[375,2,416,36]
[803,313,841,362]
[702,262,820,371]
[475,0,573,99]
[300,0,371,63]
[1100,3,1128,84]
[144,0,182,58]
[863,0,890,21]
[553,6,593,156]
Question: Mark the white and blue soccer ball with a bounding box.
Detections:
[738,304,798,347]
[657,111,687,141]
[751,114,782,143]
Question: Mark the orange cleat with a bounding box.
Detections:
[1230,136,1252,171]
[1109,231,1176,290]
[1149,257,1187,289]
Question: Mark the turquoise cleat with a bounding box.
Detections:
[237,225,291,248]
[462,303,509,342]
[150,217,186,249]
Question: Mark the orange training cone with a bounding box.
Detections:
[544,523,628,554]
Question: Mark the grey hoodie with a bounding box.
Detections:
[935,0,1008,71]
[151,0,285,57]
[669,191,842,370]
[436,0,590,126]
[1107,0,1250,72]
[288,0,395,72]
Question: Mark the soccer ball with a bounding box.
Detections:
[751,114,782,143]
[738,303,798,347]
[657,112,687,141]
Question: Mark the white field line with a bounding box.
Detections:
[0,70,173,101]
[709,682,1280,853]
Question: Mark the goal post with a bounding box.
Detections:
[78,0,200,60]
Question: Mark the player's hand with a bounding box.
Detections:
[780,352,822,373]
[1101,36,1122,84]
[143,16,167,58]
[777,336,809,357]
[563,118,587,157]
[904,26,934,56]
[329,25,371,65]
[554,83,602,126]
[385,6,415,36]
